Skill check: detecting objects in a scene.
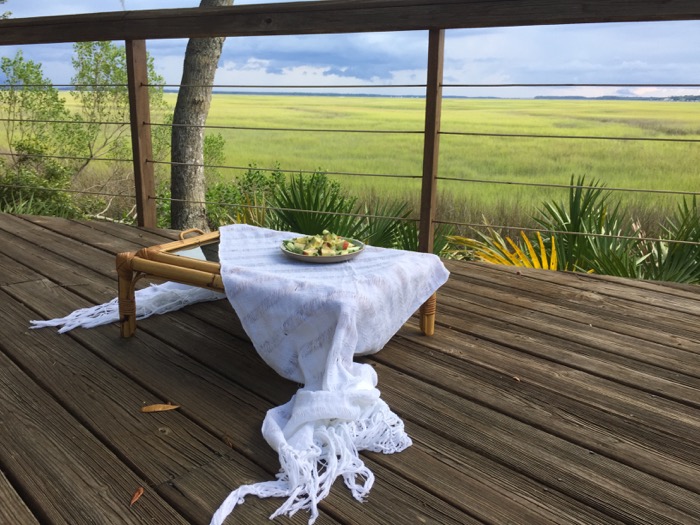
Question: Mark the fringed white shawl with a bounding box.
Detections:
[31,224,450,525]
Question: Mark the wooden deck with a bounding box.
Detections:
[0,213,698,525]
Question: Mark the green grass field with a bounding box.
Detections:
[158,93,700,230]
[5,93,699,231]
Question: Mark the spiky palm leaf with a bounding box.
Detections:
[448,230,557,270]
[642,197,700,283]
[398,221,454,255]
[355,199,412,248]
[270,172,363,236]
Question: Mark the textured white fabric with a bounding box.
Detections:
[210,224,450,525]
[29,281,224,333]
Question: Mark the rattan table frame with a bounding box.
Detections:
[116,229,437,338]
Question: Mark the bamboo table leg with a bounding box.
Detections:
[116,252,137,338]
[419,292,437,336]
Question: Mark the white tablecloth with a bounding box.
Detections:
[211,224,449,524]
[30,223,450,524]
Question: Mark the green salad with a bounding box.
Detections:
[283,230,361,256]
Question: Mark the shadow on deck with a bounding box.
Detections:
[0,213,698,524]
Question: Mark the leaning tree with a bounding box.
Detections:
[170,0,233,230]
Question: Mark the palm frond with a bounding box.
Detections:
[448,230,558,270]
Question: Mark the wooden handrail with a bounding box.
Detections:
[0,0,699,45]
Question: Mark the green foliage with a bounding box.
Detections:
[269,171,363,236]
[0,148,80,217]
[356,199,412,248]
[0,51,72,159]
[70,42,168,177]
[535,176,623,272]
[395,220,454,256]
[448,230,558,270]
[0,44,171,221]
[156,164,284,230]
[155,178,172,228]
[203,132,226,179]
[640,198,700,283]
[266,169,446,253]
[454,176,700,284]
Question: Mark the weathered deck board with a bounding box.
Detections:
[0,321,192,525]
[0,470,39,525]
[1,213,699,525]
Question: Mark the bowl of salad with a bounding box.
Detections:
[281,230,364,263]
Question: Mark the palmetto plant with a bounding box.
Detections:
[398,221,455,256]
[639,197,700,283]
[269,171,444,252]
[535,175,627,272]
[452,176,700,284]
[448,229,558,270]
[269,171,364,237]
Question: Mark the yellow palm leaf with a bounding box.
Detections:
[521,231,541,269]
[505,237,534,268]
[447,232,558,271]
[549,234,558,270]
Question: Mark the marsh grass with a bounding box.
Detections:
[3,93,698,232]
[176,94,699,232]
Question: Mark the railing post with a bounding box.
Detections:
[418,29,445,254]
[125,39,157,228]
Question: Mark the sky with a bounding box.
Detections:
[2,0,700,99]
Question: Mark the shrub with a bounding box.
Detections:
[0,145,81,217]
[450,176,700,284]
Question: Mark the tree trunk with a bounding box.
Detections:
[170,0,233,231]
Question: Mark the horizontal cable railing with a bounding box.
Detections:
[155,195,418,224]
[439,130,700,143]
[0,117,129,126]
[2,76,699,253]
[3,82,698,193]
[436,177,700,197]
[3,177,697,250]
[155,121,424,134]
[435,219,700,246]
[0,183,135,200]
[443,83,700,88]
[150,159,421,180]
[0,151,132,163]
[147,83,427,90]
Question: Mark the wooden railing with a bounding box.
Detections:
[1,0,699,250]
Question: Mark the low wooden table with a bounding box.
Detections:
[116,228,437,338]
